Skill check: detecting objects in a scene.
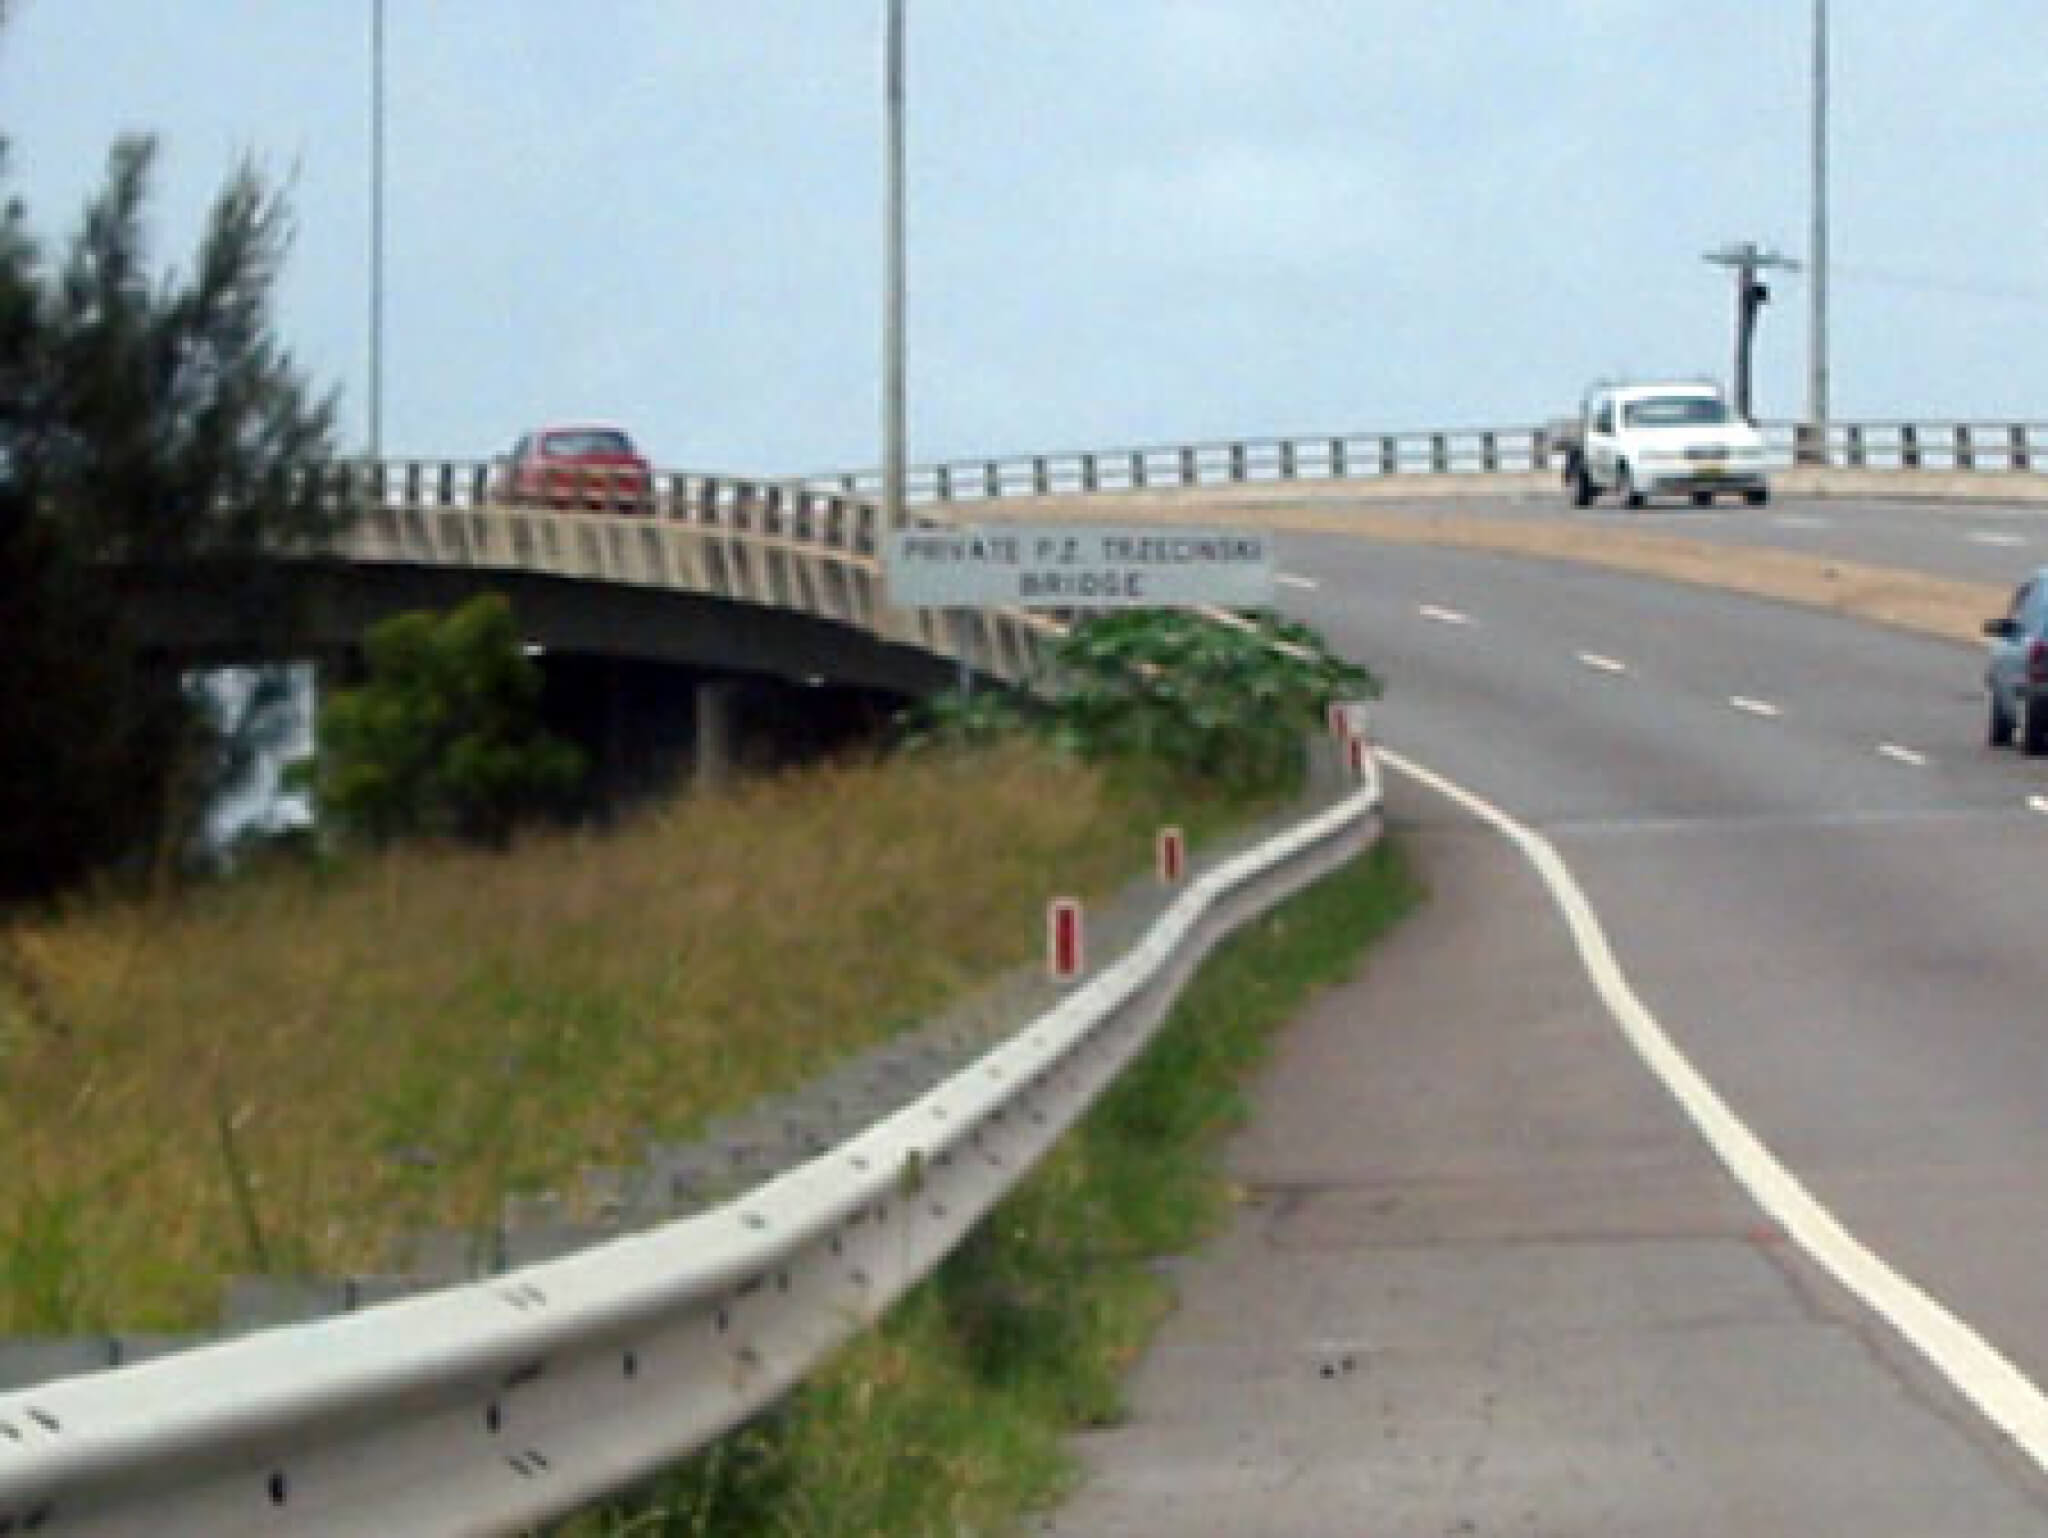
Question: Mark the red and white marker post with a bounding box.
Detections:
[1157,826,1186,884]
[1047,897,1084,981]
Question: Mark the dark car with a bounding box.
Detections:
[1983,565,2048,754]
[498,424,654,513]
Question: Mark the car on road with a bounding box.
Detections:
[1564,381,1770,510]
[497,424,655,513]
[1983,566,2048,754]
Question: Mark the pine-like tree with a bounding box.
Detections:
[0,51,339,901]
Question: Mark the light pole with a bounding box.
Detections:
[881,0,906,552]
[1808,0,1830,462]
[368,0,385,461]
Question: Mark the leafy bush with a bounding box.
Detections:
[900,609,1375,798]
[1057,610,1375,794]
[300,594,585,847]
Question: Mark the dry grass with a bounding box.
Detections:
[0,740,1174,1331]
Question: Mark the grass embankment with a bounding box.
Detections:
[0,741,1252,1332]
[570,834,1421,1536]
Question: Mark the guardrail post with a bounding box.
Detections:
[1845,424,1865,468]
[1081,453,1098,493]
[1380,435,1398,475]
[1793,422,1823,467]
[1955,424,1975,470]
[1330,437,1348,478]
[1279,439,1296,479]
[2012,424,2032,472]
[469,464,490,506]
[1033,456,1050,495]
[1430,434,1449,474]
[1180,446,1197,487]
[985,461,1001,499]
[1530,427,1551,472]
[934,464,952,502]
[1479,431,1498,473]
[1130,450,1147,489]
[1229,443,1247,482]
[1898,424,1920,469]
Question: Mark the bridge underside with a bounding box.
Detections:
[118,560,980,810]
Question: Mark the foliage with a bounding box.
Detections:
[302,595,586,848]
[0,63,339,902]
[893,682,1032,754]
[0,741,1161,1330]
[1049,609,1377,796]
[900,609,1375,802]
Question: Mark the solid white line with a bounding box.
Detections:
[1380,746,2048,1472]
[1877,744,1928,767]
[1729,696,1781,718]
[1969,531,2026,548]
[1577,652,1629,675]
[2029,796,2048,817]
[1419,604,1474,627]
[1276,572,1319,590]
[1772,514,1831,529]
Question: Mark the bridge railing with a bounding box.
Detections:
[809,427,1559,504]
[803,419,2048,504]
[305,464,1063,691]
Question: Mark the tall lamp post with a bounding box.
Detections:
[880,0,906,553]
[368,0,385,461]
[1807,0,1830,463]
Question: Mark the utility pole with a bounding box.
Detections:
[1808,0,1830,461]
[1703,241,1800,423]
[881,0,907,556]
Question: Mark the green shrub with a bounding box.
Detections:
[298,594,585,847]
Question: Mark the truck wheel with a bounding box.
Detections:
[1618,464,1645,509]
[1691,491,1714,508]
[1744,485,1770,507]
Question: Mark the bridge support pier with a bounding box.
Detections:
[694,678,739,792]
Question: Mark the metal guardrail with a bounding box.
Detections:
[799,419,2048,504]
[0,743,1381,1535]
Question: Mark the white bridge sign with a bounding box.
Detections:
[885,524,1275,609]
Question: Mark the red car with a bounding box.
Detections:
[498,424,654,513]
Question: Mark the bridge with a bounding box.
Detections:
[127,415,2048,798]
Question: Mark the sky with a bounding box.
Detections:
[6,2,2048,478]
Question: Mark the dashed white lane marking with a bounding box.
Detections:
[1577,652,1630,675]
[1418,604,1474,627]
[2029,796,2048,817]
[1730,695,1782,718]
[1276,572,1319,590]
[1382,746,2048,1473]
[1969,531,2027,548]
[1877,743,1928,767]
[1773,513,1831,529]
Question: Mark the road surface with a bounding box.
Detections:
[1049,497,2048,1533]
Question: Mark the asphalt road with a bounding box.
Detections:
[1048,502,2048,1533]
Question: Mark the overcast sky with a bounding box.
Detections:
[7,2,2048,475]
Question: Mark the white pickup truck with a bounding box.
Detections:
[1560,380,1769,509]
